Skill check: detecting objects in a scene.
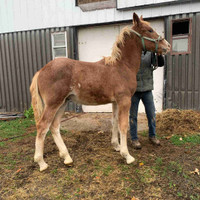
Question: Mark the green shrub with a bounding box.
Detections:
[24,106,34,118]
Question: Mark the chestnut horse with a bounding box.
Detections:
[30,13,170,171]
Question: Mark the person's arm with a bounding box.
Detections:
[157,55,164,67]
[151,53,164,69]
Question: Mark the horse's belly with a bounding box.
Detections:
[67,93,113,105]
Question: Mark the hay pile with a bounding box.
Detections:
[156,109,200,136]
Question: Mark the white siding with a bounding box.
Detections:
[0,0,200,33]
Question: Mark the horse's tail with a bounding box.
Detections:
[30,71,44,125]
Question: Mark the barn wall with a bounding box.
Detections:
[0,27,78,112]
[0,0,200,34]
[165,12,200,110]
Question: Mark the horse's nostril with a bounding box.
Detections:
[163,48,167,53]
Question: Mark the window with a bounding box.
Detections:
[171,19,192,54]
[52,32,68,59]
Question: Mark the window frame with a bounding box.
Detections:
[170,18,192,55]
[51,31,68,59]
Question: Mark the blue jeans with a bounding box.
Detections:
[129,91,156,141]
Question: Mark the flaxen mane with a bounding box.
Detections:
[104,26,132,65]
[104,20,151,66]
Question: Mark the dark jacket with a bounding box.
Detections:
[136,51,164,92]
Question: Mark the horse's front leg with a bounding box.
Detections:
[117,98,135,164]
[111,102,120,151]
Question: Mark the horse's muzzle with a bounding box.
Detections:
[162,43,171,54]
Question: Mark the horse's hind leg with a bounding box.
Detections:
[111,102,120,151]
[34,105,59,171]
[50,103,73,166]
[117,97,135,164]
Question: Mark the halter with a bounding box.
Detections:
[131,29,163,52]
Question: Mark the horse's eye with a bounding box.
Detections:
[149,29,153,33]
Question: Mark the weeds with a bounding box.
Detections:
[190,194,200,200]
[170,135,200,146]
[168,161,183,174]
[0,118,35,147]
[125,187,132,196]
[24,106,34,119]
[140,130,148,137]
[103,165,114,176]
[177,191,183,197]
[154,157,163,171]
[1,114,200,200]
[169,181,176,189]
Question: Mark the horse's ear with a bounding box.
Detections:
[133,13,140,26]
[140,15,143,20]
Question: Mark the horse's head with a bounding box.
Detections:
[132,13,170,55]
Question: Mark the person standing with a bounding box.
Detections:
[129,51,164,149]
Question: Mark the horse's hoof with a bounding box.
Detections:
[126,156,135,164]
[64,156,73,166]
[39,163,49,171]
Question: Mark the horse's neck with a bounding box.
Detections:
[120,36,142,73]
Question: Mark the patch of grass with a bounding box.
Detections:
[94,159,101,170]
[120,164,131,172]
[177,191,183,197]
[152,157,166,175]
[155,157,163,168]
[51,168,58,174]
[75,188,81,197]
[140,130,148,137]
[0,141,5,147]
[169,181,176,189]
[0,118,35,147]
[1,152,17,170]
[135,166,157,184]
[190,194,200,200]
[168,161,183,175]
[0,118,35,139]
[60,129,68,134]
[125,187,133,196]
[67,168,75,176]
[170,135,200,146]
[102,165,114,176]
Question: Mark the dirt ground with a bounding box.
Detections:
[0,112,200,200]
[61,112,148,133]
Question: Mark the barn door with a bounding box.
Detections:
[165,13,200,110]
